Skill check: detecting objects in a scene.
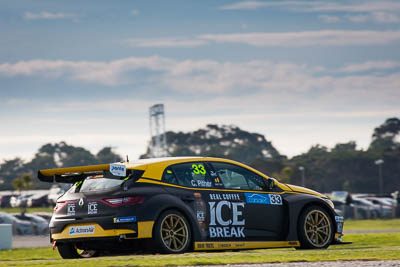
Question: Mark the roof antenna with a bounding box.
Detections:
[126,155,129,163]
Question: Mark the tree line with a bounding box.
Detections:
[1,118,399,194]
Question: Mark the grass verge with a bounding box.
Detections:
[1,233,400,266]
[344,218,400,231]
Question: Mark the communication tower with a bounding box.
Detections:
[149,104,167,158]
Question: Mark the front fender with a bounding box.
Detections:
[284,193,338,241]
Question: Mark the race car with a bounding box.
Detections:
[37,157,344,259]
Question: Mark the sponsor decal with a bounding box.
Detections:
[191,180,212,188]
[335,216,344,223]
[114,216,137,223]
[209,200,246,238]
[78,198,84,207]
[244,193,282,205]
[110,163,126,176]
[197,210,206,222]
[209,193,241,201]
[69,225,95,235]
[88,202,98,215]
[67,203,75,216]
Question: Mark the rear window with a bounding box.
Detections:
[79,176,125,192]
[67,169,144,193]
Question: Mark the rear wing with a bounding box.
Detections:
[38,163,129,184]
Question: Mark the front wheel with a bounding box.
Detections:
[153,210,191,254]
[57,243,98,259]
[298,206,333,249]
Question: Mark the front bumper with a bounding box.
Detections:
[334,215,344,242]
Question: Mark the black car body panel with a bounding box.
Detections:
[38,157,344,254]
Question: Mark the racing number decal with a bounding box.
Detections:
[192,164,206,175]
[269,194,282,205]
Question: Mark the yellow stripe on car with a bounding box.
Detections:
[52,221,154,240]
[194,241,300,250]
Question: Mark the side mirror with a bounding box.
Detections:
[266,178,275,191]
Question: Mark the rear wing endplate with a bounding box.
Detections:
[38,163,128,184]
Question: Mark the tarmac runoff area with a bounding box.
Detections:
[13,235,50,248]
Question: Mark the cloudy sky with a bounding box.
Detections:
[1,0,399,162]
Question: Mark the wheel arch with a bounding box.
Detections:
[144,193,203,246]
[284,194,337,241]
[153,206,197,250]
[297,201,337,233]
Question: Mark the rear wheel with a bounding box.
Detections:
[57,243,98,259]
[298,206,333,249]
[153,210,191,254]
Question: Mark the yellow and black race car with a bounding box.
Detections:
[38,157,344,259]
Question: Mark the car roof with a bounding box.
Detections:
[129,157,269,181]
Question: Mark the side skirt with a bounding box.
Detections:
[194,241,300,251]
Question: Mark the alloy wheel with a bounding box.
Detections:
[160,214,189,252]
[304,209,332,248]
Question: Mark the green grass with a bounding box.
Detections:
[1,233,400,266]
[0,207,53,214]
[344,218,400,231]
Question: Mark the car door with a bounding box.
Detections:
[209,162,285,241]
[161,162,215,240]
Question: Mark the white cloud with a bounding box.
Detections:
[0,57,399,107]
[122,37,207,47]
[0,56,175,86]
[120,30,400,48]
[220,1,314,11]
[318,15,341,23]
[221,1,400,13]
[131,9,139,16]
[24,11,75,20]
[371,11,400,23]
[221,1,400,24]
[199,30,400,47]
[346,14,369,23]
[346,12,400,23]
[340,61,400,73]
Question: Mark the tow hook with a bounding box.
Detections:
[52,241,57,250]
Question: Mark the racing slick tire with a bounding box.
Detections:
[153,210,191,254]
[57,242,98,259]
[297,205,334,249]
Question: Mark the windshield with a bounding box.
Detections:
[79,175,125,192]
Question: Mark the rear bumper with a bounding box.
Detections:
[50,219,154,243]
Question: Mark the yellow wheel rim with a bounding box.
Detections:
[160,214,189,252]
[304,210,331,248]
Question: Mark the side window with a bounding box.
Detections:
[171,162,213,188]
[211,162,266,191]
[162,167,179,185]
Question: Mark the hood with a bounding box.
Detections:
[285,184,327,199]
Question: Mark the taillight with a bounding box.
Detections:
[103,196,144,207]
[54,201,67,212]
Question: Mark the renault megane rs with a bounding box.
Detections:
[38,157,344,259]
